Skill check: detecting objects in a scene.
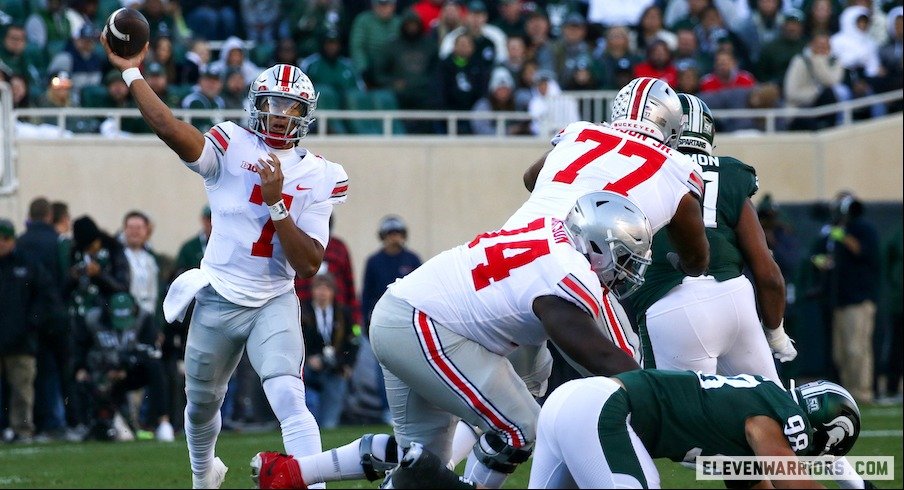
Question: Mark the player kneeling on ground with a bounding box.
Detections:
[250,190,654,489]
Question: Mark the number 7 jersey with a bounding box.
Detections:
[388,217,609,357]
[183,121,348,307]
[505,121,704,233]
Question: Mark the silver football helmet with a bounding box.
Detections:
[247,64,318,145]
[610,77,685,148]
[564,191,653,299]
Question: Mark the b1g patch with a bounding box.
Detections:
[807,397,821,413]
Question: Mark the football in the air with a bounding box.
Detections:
[103,7,150,58]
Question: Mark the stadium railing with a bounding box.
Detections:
[1,82,901,196]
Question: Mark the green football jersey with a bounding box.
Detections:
[614,370,814,462]
[629,154,759,319]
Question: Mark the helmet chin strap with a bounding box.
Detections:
[259,127,298,149]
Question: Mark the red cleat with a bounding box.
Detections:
[251,451,307,489]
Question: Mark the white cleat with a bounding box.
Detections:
[193,457,228,489]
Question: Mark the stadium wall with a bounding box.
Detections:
[1,114,901,287]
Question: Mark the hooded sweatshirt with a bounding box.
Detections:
[831,6,881,77]
[210,36,261,85]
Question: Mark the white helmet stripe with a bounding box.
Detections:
[800,385,858,406]
[629,77,655,121]
[689,95,702,133]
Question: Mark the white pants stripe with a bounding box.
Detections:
[412,309,527,447]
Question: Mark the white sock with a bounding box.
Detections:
[835,457,866,489]
[263,375,326,488]
[280,412,324,489]
[262,376,324,458]
[448,421,479,470]
[297,434,399,484]
[280,412,323,456]
[185,409,221,476]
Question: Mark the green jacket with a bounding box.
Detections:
[300,53,364,101]
[349,11,401,87]
[755,37,808,86]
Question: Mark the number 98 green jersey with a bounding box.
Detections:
[613,370,814,462]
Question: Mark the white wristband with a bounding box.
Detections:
[268,200,290,221]
[122,67,143,87]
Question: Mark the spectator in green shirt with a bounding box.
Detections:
[349,0,401,89]
[300,29,365,107]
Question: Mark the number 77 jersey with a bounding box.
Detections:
[388,217,606,357]
[505,121,704,233]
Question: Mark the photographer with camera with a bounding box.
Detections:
[809,191,880,405]
[72,292,174,441]
[67,216,130,321]
[300,272,360,429]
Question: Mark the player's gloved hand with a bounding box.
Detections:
[811,254,833,270]
[764,321,798,363]
[830,226,846,242]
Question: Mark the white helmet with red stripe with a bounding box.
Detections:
[609,77,684,148]
[247,64,318,146]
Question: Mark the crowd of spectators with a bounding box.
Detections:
[0,195,426,443]
[1,0,901,137]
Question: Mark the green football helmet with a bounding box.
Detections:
[790,380,861,457]
[677,93,715,156]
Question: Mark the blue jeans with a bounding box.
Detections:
[303,367,349,429]
[34,348,66,432]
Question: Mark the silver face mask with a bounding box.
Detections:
[565,191,654,299]
[251,96,309,141]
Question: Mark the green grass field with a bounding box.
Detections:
[0,405,900,489]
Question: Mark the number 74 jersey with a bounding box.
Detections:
[389,217,608,357]
[505,121,704,233]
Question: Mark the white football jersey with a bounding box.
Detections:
[389,217,605,356]
[183,121,348,307]
[504,121,704,233]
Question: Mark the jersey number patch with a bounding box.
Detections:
[469,219,550,290]
[552,129,667,195]
[701,170,719,228]
[784,415,809,453]
[249,185,294,257]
